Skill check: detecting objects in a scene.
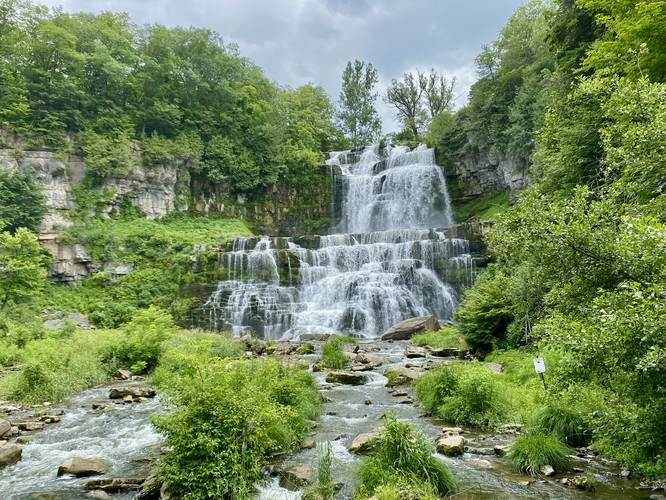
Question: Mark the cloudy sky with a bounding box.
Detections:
[39,0,526,132]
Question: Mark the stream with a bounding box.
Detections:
[0,344,654,499]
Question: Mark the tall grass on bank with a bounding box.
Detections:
[509,431,571,475]
[318,335,355,369]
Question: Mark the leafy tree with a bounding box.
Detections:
[0,227,47,310]
[422,69,455,119]
[0,169,46,233]
[386,71,426,140]
[337,59,382,148]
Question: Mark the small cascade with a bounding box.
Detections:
[203,145,474,339]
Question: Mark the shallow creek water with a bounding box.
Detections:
[257,340,651,500]
[0,345,653,499]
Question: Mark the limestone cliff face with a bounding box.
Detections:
[445,145,527,202]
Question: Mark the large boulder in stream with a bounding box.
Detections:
[0,418,10,438]
[348,430,383,454]
[325,371,367,385]
[109,387,156,400]
[278,464,313,490]
[384,366,422,387]
[0,444,22,467]
[436,435,465,456]
[58,457,109,477]
[381,315,439,340]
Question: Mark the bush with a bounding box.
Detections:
[415,363,509,428]
[411,326,466,349]
[356,415,456,498]
[455,269,514,353]
[153,358,320,499]
[106,306,177,373]
[0,170,46,234]
[509,432,571,475]
[318,335,354,369]
[531,401,590,446]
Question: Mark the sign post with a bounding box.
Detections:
[533,357,547,391]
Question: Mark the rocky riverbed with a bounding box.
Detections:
[0,340,661,499]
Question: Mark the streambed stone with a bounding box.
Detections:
[436,435,465,456]
[0,444,22,467]
[405,345,428,358]
[109,387,156,400]
[0,419,10,438]
[325,371,367,385]
[278,464,313,490]
[348,431,382,454]
[384,366,422,387]
[58,457,109,477]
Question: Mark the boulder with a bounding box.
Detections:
[302,438,316,449]
[436,435,465,456]
[0,419,10,438]
[484,362,503,373]
[0,444,22,467]
[405,345,428,358]
[16,421,44,431]
[381,315,439,340]
[384,366,422,387]
[58,457,109,477]
[84,477,146,492]
[430,347,468,358]
[278,464,313,490]
[325,371,367,385]
[441,426,463,436]
[348,431,382,454]
[115,369,132,380]
[109,387,156,400]
[296,343,315,355]
[540,465,555,477]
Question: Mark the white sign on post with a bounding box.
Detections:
[533,357,546,374]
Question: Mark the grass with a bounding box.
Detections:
[509,432,571,475]
[411,326,467,349]
[414,363,509,428]
[453,191,510,222]
[355,415,456,499]
[303,442,336,500]
[318,335,355,369]
[530,401,590,446]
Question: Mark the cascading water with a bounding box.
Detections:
[203,144,474,339]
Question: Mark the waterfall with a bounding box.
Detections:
[203,144,473,339]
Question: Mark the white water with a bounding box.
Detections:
[204,145,473,339]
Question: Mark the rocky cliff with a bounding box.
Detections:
[444,145,527,203]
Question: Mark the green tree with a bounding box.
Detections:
[0,227,47,310]
[0,169,46,234]
[385,71,427,140]
[338,60,382,148]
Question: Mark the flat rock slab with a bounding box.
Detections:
[348,430,383,454]
[58,457,109,477]
[381,315,439,340]
[278,464,313,490]
[0,444,22,467]
[405,345,428,358]
[325,371,367,385]
[84,477,146,492]
[109,387,156,399]
[384,366,422,387]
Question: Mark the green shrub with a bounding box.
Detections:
[411,326,466,349]
[531,401,589,446]
[153,358,320,499]
[319,335,354,369]
[509,432,571,475]
[0,170,46,234]
[415,363,509,428]
[356,416,456,498]
[105,306,177,373]
[455,269,514,353]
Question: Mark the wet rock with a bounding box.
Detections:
[384,366,421,387]
[441,426,463,436]
[573,475,594,491]
[493,445,509,456]
[436,435,465,456]
[348,431,382,454]
[467,458,493,469]
[0,443,22,467]
[351,353,384,371]
[87,491,111,499]
[58,457,109,477]
[302,438,316,449]
[299,333,333,342]
[16,436,30,444]
[0,419,10,438]
[619,469,631,478]
[312,362,323,372]
[116,369,132,380]
[109,387,156,400]
[325,371,367,385]
[484,362,503,373]
[381,315,439,340]
[278,464,313,490]
[84,477,146,492]
[364,399,372,405]
[391,389,408,397]
[16,421,44,431]
[540,465,555,477]
[498,423,524,434]
[404,345,428,358]
[467,447,495,456]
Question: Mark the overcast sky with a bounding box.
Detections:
[38,0,526,132]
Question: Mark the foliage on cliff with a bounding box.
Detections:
[0,1,344,192]
[453,0,666,477]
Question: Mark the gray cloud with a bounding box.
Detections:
[37,0,525,131]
